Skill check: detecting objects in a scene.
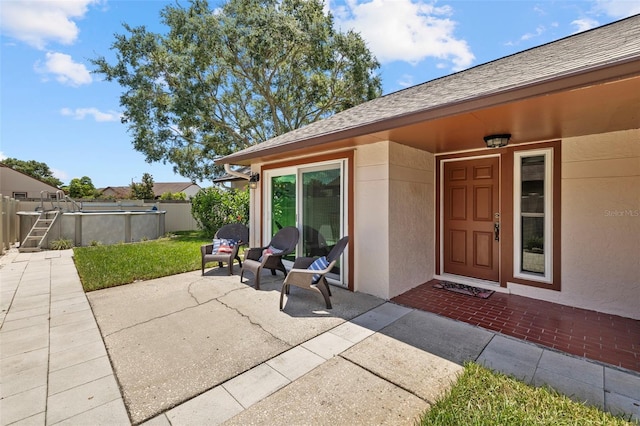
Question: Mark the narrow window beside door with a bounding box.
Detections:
[514,149,553,283]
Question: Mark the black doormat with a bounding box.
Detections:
[433,281,495,299]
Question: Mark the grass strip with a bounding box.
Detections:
[73,231,211,292]
[419,362,633,425]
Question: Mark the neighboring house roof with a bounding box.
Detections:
[152,182,200,195]
[217,14,640,165]
[98,182,201,199]
[99,186,132,198]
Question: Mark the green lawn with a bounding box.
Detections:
[420,363,633,425]
[73,231,211,292]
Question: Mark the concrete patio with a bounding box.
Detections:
[1,248,638,425]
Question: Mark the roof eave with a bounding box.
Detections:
[217,55,640,166]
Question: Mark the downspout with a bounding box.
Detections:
[223,163,250,181]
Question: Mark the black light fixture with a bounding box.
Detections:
[483,133,511,148]
[248,173,260,189]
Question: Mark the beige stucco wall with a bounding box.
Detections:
[508,129,640,319]
[248,165,263,247]
[354,142,390,297]
[354,142,435,299]
[388,143,435,298]
[0,167,59,199]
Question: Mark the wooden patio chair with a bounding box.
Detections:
[280,236,349,310]
[240,226,299,289]
[200,223,249,275]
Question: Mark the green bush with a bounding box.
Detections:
[191,187,249,237]
[49,238,74,250]
[525,236,544,251]
[159,191,187,200]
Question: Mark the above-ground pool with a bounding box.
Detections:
[18,209,166,248]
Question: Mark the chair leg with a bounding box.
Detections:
[317,282,332,309]
[322,277,332,296]
[254,272,261,290]
[279,284,288,310]
[276,260,288,277]
[227,262,233,276]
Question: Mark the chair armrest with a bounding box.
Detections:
[291,259,337,276]
[283,268,317,287]
[201,244,213,256]
[292,257,315,269]
[244,247,265,261]
[284,260,335,288]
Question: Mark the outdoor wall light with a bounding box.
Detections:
[248,173,260,190]
[483,133,511,148]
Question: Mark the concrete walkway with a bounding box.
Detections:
[1,248,638,425]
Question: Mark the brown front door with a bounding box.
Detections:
[443,157,500,281]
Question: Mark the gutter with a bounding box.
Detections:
[223,163,250,180]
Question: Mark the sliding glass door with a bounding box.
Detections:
[265,160,346,286]
[271,174,297,261]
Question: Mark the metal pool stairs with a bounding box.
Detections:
[19,210,61,252]
[18,190,80,253]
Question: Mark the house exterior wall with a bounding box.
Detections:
[508,129,640,319]
[0,167,60,199]
[248,165,263,247]
[181,184,202,198]
[353,141,435,299]
[388,143,435,298]
[354,142,390,298]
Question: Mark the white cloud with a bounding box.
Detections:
[521,25,546,41]
[35,52,92,86]
[0,0,101,50]
[0,151,6,161]
[397,74,414,88]
[60,107,121,122]
[331,0,474,71]
[51,168,69,182]
[593,0,640,18]
[571,18,600,33]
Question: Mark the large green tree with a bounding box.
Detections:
[130,173,155,200]
[2,158,63,188]
[67,176,99,198]
[92,0,381,182]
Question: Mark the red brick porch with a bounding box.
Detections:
[391,280,640,374]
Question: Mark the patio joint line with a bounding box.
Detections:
[335,351,435,406]
[99,301,200,338]
[45,258,52,425]
[215,294,286,344]
[0,260,26,330]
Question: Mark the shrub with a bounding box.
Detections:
[525,236,544,251]
[160,191,187,200]
[49,238,74,250]
[191,187,249,237]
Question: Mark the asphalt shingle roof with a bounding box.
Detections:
[219,14,640,164]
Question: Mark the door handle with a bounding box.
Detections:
[494,222,500,241]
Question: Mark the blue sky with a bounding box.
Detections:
[1,0,638,189]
